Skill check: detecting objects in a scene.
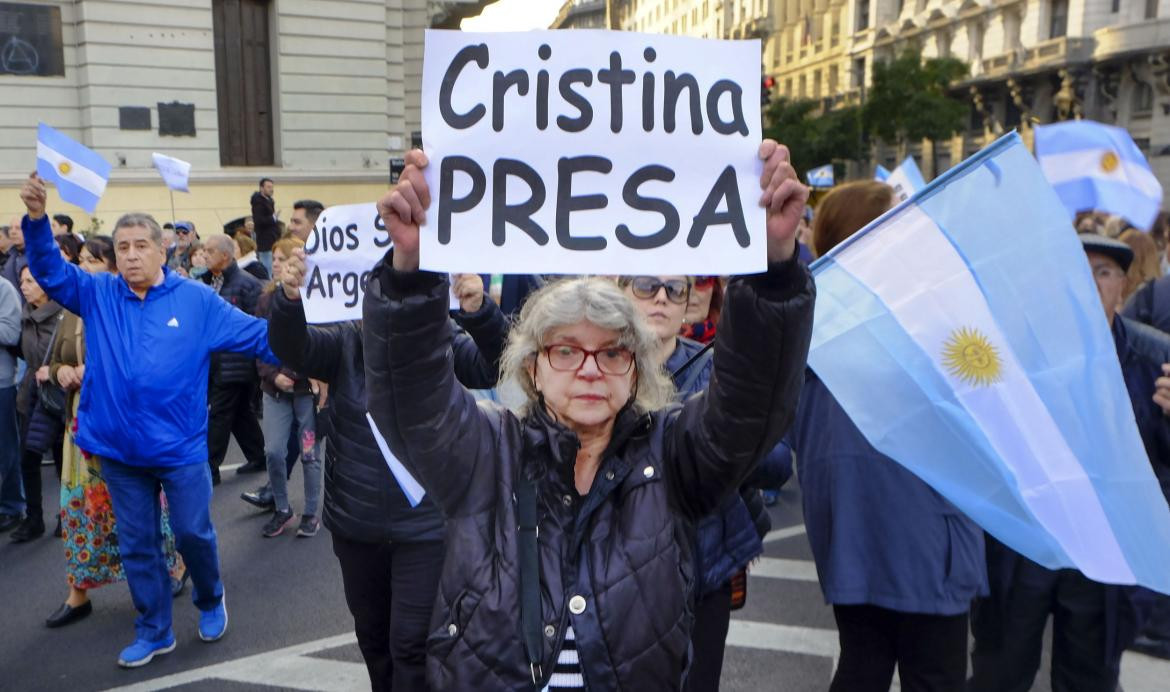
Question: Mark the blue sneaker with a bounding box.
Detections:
[117,633,176,668]
[198,595,228,642]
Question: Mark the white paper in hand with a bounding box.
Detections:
[366,412,426,507]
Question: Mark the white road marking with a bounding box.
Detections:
[752,557,820,583]
[762,524,807,544]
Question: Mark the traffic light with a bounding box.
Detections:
[761,75,775,107]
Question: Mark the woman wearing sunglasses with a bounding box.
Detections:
[620,273,792,692]
[681,276,723,345]
[363,141,814,690]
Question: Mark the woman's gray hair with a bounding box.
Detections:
[498,277,676,415]
[112,213,164,245]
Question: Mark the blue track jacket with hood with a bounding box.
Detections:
[23,213,277,467]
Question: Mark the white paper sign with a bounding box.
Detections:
[885,156,927,203]
[300,202,391,323]
[151,152,191,192]
[420,29,765,275]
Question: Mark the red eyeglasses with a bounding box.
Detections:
[693,276,718,289]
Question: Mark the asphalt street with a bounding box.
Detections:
[1,443,1167,691]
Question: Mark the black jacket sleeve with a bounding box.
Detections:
[363,255,502,518]
[268,290,346,382]
[664,256,815,521]
[451,294,509,389]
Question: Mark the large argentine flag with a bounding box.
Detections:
[36,122,111,214]
[1035,120,1163,231]
[810,132,1170,593]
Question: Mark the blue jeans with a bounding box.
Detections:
[0,386,24,515]
[257,250,273,277]
[262,392,322,516]
[100,457,223,642]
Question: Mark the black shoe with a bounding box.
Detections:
[296,515,320,538]
[171,569,189,599]
[10,516,45,542]
[0,513,22,533]
[53,516,62,538]
[1130,634,1170,660]
[236,461,266,475]
[240,486,274,510]
[211,472,221,487]
[45,600,92,628]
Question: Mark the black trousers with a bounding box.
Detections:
[969,563,1116,692]
[684,581,733,692]
[829,604,969,692]
[20,437,63,521]
[206,380,265,479]
[332,534,445,692]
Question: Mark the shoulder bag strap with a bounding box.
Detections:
[41,312,63,367]
[516,475,544,687]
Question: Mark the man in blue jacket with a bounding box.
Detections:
[20,174,278,668]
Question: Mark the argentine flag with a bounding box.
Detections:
[36,122,111,214]
[1035,120,1163,231]
[874,164,891,181]
[810,132,1170,593]
[807,164,834,188]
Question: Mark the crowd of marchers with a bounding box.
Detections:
[2,146,1170,692]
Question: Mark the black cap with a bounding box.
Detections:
[1079,232,1134,272]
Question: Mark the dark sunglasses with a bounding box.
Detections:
[628,276,689,304]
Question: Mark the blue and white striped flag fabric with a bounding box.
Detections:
[35,122,111,214]
[809,132,1170,593]
[807,164,834,188]
[1035,120,1163,231]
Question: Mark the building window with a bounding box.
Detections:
[799,74,807,98]
[1133,81,1154,114]
[1146,0,1158,18]
[212,0,274,166]
[813,70,822,98]
[1049,0,1068,39]
[853,57,866,89]
[829,64,839,94]
[1112,0,1120,12]
[857,0,870,30]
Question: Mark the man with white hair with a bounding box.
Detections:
[20,174,277,668]
[201,233,267,483]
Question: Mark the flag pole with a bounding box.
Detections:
[168,188,177,225]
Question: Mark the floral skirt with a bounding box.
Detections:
[60,406,185,590]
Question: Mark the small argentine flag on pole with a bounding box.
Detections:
[810,132,1170,593]
[807,164,834,188]
[1034,120,1163,231]
[36,122,111,214]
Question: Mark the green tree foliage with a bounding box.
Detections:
[762,97,861,182]
[863,50,969,146]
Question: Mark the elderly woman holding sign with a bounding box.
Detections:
[362,140,813,690]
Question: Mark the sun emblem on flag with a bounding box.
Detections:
[1100,151,1120,173]
[57,161,72,175]
[942,327,1003,387]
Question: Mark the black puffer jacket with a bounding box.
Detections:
[363,258,814,690]
[268,288,507,544]
[203,261,262,384]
